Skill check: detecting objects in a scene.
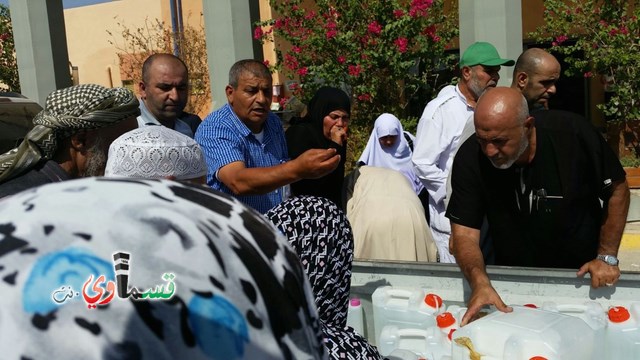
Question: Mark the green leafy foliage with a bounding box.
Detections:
[256,0,458,170]
[619,155,640,168]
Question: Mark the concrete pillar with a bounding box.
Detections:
[202,0,257,112]
[8,0,72,106]
[458,0,522,86]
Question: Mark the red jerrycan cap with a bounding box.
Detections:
[523,303,538,308]
[530,357,548,360]
[424,293,443,309]
[608,306,631,323]
[437,312,456,328]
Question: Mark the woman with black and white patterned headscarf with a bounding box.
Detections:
[0,178,326,359]
[266,196,381,359]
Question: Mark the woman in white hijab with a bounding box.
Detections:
[345,114,436,262]
[358,113,423,195]
[357,114,429,224]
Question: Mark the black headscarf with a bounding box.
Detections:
[305,86,350,139]
[285,87,351,207]
[289,86,351,148]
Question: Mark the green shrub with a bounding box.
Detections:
[620,155,640,168]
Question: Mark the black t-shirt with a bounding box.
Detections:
[446,110,625,268]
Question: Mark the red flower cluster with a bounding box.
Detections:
[610,26,629,36]
[284,53,299,72]
[253,27,263,40]
[348,64,362,77]
[326,21,338,39]
[409,0,433,18]
[367,21,382,35]
[395,37,408,53]
[279,96,289,110]
[393,9,405,18]
[305,10,317,20]
[551,34,568,46]
[422,24,440,42]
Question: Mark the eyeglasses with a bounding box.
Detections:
[328,113,350,122]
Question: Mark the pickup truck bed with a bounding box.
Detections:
[350,260,640,344]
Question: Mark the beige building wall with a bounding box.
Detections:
[160,0,203,28]
[63,0,162,89]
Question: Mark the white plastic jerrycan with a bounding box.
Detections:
[451,305,598,360]
[372,286,445,344]
[346,297,365,337]
[378,325,452,359]
[604,303,640,359]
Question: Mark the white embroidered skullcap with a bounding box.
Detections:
[105,125,207,180]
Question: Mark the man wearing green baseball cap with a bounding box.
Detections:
[460,41,516,68]
[412,41,514,263]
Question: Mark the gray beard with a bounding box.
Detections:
[490,132,529,170]
[82,137,107,177]
[468,79,485,99]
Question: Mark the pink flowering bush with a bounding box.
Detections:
[255,0,458,124]
[0,5,19,92]
[535,0,640,123]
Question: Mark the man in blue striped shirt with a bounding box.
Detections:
[195,60,340,213]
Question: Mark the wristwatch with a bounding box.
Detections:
[597,254,619,266]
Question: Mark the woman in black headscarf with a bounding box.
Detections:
[285,86,351,208]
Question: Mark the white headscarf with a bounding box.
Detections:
[0,178,326,359]
[358,113,423,194]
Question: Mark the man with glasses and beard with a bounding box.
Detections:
[446,87,629,325]
[0,84,139,198]
[412,42,514,263]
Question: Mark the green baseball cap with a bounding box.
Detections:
[459,42,515,68]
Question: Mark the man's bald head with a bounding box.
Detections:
[511,48,561,109]
[476,87,529,129]
[475,87,533,169]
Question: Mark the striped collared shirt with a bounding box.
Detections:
[195,103,289,213]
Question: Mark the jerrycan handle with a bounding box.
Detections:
[554,304,588,313]
[395,328,429,340]
[386,289,413,300]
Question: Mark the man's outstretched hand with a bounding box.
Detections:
[461,283,512,326]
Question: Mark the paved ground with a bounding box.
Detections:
[620,190,640,272]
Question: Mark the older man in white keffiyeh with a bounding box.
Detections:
[0,84,139,198]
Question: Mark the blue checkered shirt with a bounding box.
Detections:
[195,104,289,213]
